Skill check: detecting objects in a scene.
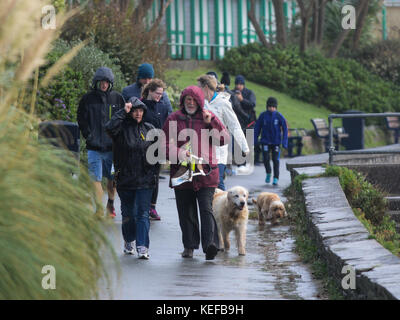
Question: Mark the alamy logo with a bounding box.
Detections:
[42,5,56,30]
[341,265,356,290]
[41,265,56,290]
[342,5,356,30]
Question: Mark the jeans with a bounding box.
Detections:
[117,188,153,248]
[87,150,113,181]
[217,164,226,190]
[174,188,219,253]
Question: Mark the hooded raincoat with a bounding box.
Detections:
[77,67,125,152]
[162,86,229,191]
[105,97,158,190]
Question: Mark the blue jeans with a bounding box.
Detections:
[217,164,226,190]
[87,150,113,181]
[117,188,153,248]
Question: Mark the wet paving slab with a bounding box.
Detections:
[99,161,324,300]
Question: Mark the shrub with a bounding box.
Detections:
[36,66,86,121]
[350,39,400,86]
[35,39,127,121]
[47,39,127,92]
[220,43,400,114]
[61,2,168,84]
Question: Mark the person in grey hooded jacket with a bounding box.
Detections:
[77,67,125,218]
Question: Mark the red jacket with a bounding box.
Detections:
[162,86,229,191]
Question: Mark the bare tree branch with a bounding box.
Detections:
[149,0,172,34]
[272,0,288,47]
[317,0,329,45]
[297,0,316,53]
[352,0,370,50]
[328,0,368,58]
[132,0,154,24]
[248,0,271,48]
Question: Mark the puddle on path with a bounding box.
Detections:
[99,184,325,300]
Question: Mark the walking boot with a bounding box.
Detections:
[205,244,218,260]
[181,248,193,258]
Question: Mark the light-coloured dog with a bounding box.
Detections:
[212,186,249,255]
[252,192,286,225]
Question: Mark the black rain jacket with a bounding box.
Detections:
[105,106,158,190]
[77,67,125,151]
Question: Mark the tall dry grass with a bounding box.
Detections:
[0,0,118,299]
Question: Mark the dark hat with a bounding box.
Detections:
[206,71,218,80]
[128,96,147,113]
[266,97,278,108]
[220,71,230,86]
[137,63,154,80]
[235,75,245,85]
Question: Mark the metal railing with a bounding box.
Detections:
[328,112,400,165]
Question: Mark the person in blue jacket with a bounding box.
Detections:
[254,97,288,186]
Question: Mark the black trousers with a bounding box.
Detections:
[262,144,280,179]
[151,166,160,206]
[174,188,219,253]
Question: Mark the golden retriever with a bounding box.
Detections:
[212,186,249,256]
[252,192,286,226]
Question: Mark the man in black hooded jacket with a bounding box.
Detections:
[77,67,125,218]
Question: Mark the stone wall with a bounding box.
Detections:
[293,166,400,299]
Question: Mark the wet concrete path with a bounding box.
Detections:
[99,160,324,300]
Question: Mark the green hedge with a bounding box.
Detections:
[219,43,400,114]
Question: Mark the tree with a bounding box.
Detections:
[132,0,154,23]
[297,0,317,53]
[272,0,288,47]
[248,0,271,48]
[310,0,329,46]
[328,0,368,58]
[149,0,173,34]
[352,0,370,50]
[317,0,329,45]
